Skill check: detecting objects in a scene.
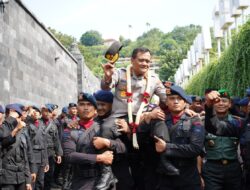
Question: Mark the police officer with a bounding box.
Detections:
[204,90,250,190]
[204,89,243,190]
[190,96,205,115]
[63,92,118,190]
[94,90,113,125]
[101,47,167,189]
[26,106,49,190]
[154,85,205,190]
[94,90,134,190]
[0,104,32,190]
[16,104,38,188]
[60,103,78,190]
[0,106,21,189]
[238,97,250,118]
[42,104,63,190]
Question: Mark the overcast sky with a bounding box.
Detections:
[22,0,218,41]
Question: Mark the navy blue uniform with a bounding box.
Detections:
[0,117,32,189]
[158,113,205,190]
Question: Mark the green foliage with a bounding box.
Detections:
[78,44,106,78]
[48,27,76,50]
[80,30,103,46]
[159,50,184,81]
[186,21,250,97]
[136,28,164,56]
[50,25,202,81]
[164,25,201,53]
[159,25,201,80]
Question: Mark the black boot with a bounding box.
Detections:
[157,155,180,176]
[95,165,118,190]
[63,164,73,190]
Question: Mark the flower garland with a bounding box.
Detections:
[126,64,151,149]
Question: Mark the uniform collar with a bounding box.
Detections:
[79,119,94,129]
[34,120,39,127]
[171,112,186,124]
[41,118,50,125]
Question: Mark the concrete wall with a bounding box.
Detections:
[0,0,83,108]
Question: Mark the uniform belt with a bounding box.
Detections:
[33,145,44,150]
[3,164,24,171]
[207,159,237,165]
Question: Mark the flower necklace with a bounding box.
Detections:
[126,64,151,149]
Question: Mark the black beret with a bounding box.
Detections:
[78,92,97,109]
[167,85,192,104]
[94,90,114,103]
[68,103,77,108]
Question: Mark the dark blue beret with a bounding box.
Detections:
[68,103,77,108]
[168,85,192,104]
[238,97,249,106]
[62,106,68,114]
[14,103,25,111]
[231,97,241,105]
[78,92,97,109]
[42,104,54,113]
[31,105,41,113]
[94,90,114,103]
[0,105,5,113]
[191,95,202,102]
[48,103,58,110]
[187,96,192,104]
[6,104,23,116]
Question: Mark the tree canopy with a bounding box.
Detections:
[49,25,201,79]
[80,30,103,46]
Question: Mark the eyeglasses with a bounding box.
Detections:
[137,58,151,63]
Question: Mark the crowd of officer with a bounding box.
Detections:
[1,87,249,190]
[0,47,250,190]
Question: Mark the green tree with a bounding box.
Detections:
[48,27,76,50]
[136,28,164,55]
[159,49,184,81]
[80,30,103,46]
[158,25,201,81]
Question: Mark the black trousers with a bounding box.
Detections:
[44,156,56,189]
[101,116,145,190]
[158,175,201,190]
[32,163,45,190]
[1,183,26,190]
[71,177,96,190]
[202,160,242,190]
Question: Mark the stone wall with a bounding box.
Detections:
[0,0,100,108]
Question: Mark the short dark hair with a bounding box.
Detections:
[131,47,151,59]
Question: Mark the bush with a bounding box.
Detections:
[185,20,250,97]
